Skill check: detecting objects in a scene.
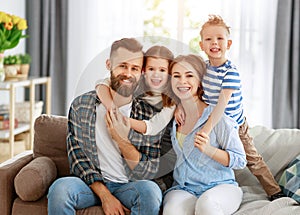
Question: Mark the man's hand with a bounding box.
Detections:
[90,182,130,215]
[105,107,130,143]
[101,192,130,215]
[105,107,140,169]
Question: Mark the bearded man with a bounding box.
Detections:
[47,38,162,215]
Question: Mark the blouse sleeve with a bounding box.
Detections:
[143,105,175,135]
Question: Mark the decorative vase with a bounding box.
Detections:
[0,52,5,82]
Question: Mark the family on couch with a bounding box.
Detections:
[47,15,285,215]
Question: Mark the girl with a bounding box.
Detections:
[96,45,176,135]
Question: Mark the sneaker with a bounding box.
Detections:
[269,192,286,201]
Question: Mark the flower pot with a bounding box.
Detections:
[0,52,5,82]
[20,64,30,76]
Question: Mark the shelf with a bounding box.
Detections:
[0,76,51,159]
[0,123,30,139]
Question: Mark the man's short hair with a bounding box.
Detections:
[110,38,143,58]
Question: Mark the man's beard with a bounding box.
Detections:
[110,74,138,97]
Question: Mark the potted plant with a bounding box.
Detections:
[3,54,21,77]
[19,53,31,77]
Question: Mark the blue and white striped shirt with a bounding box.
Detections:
[202,60,245,125]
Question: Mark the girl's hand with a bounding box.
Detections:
[174,103,185,126]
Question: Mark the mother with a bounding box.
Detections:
[163,54,247,215]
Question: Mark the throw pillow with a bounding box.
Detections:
[279,154,300,203]
[14,156,57,201]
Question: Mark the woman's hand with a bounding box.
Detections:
[105,107,130,143]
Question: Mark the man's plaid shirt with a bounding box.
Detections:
[67,90,167,186]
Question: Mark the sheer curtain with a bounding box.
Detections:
[66,0,144,112]
[190,0,278,128]
[66,0,278,127]
[142,0,278,127]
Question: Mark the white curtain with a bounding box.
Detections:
[66,0,144,112]
[66,0,278,127]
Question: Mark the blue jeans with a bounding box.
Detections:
[47,176,162,215]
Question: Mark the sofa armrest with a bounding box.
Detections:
[0,151,33,215]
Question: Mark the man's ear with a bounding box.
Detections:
[227,40,232,49]
[106,59,111,70]
[199,41,204,51]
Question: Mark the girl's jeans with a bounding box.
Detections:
[47,176,162,215]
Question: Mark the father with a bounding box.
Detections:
[47,38,162,215]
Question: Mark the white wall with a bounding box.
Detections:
[0,0,26,104]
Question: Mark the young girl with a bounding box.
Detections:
[96,45,176,135]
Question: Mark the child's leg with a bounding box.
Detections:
[239,118,281,196]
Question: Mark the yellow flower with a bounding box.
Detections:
[17,19,28,30]
[0,12,11,23]
[0,11,28,52]
[11,15,21,25]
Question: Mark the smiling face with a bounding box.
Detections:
[199,25,232,66]
[108,47,143,97]
[144,57,169,92]
[171,61,201,101]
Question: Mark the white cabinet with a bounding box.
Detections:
[0,77,51,158]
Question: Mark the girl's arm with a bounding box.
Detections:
[95,78,115,109]
[201,88,234,135]
[130,105,176,135]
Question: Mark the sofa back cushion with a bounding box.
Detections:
[33,114,70,177]
[235,125,300,186]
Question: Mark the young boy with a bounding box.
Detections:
[198,14,284,200]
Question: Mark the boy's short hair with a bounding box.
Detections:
[200,15,231,38]
[110,38,143,58]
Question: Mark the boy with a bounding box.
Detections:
[198,14,284,200]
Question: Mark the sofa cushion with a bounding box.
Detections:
[235,126,300,186]
[14,157,57,201]
[279,154,300,203]
[33,114,69,177]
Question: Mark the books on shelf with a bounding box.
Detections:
[0,119,19,130]
[0,112,9,120]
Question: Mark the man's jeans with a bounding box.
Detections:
[47,177,162,215]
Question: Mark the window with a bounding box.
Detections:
[143,0,278,127]
[69,0,277,127]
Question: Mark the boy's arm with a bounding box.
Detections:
[129,105,176,135]
[201,88,234,135]
[95,78,115,109]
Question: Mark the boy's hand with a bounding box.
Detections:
[194,131,217,158]
[106,107,130,143]
[174,103,186,126]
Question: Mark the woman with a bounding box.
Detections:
[163,54,247,215]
